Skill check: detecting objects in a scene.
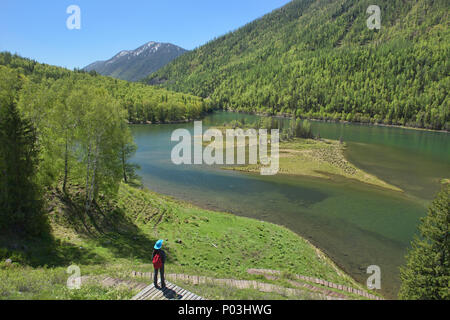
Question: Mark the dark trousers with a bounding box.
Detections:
[154,264,165,287]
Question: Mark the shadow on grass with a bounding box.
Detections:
[0,232,105,267]
[85,201,177,265]
[0,189,177,268]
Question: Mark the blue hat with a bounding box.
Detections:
[154,240,163,250]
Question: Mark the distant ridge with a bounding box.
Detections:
[84,41,187,82]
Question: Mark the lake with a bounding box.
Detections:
[130,111,449,298]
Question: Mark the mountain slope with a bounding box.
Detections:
[145,0,449,130]
[0,52,210,125]
[85,42,187,82]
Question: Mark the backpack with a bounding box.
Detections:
[153,252,163,270]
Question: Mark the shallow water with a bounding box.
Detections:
[130,112,449,298]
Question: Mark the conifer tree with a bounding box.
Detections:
[399,185,450,300]
[0,100,43,234]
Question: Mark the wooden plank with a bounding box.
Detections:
[170,286,184,300]
[186,292,197,300]
[141,286,161,300]
[133,287,148,300]
[137,288,154,300]
[147,287,165,300]
[176,288,188,297]
[175,285,187,294]
[146,290,163,300]
[166,282,176,290]
[173,286,187,300]
[157,288,168,301]
[132,280,204,301]
[180,292,192,300]
[177,288,190,299]
[181,292,196,300]
[142,286,159,298]
[132,285,153,300]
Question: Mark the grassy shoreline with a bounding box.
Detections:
[232,138,401,192]
[0,183,378,300]
[226,109,450,134]
[202,127,402,192]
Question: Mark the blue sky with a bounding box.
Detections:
[0,0,291,70]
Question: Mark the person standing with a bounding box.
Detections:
[152,239,166,289]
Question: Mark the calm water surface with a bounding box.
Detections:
[131,112,449,298]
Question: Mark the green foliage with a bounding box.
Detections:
[0,264,134,300]
[0,52,212,218]
[294,119,314,139]
[146,0,449,130]
[0,67,44,235]
[0,52,213,125]
[119,125,140,184]
[223,116,314,141]
[399,185,450,300]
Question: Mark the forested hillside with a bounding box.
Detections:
[0,53,211,125]
[0,52,210,235]
[145,0,449,130]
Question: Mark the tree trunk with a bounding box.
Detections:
[85,142,91,214]
[63,136,68,193]
[121,145,128,183]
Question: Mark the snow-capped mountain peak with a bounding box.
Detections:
[83,41,187,82]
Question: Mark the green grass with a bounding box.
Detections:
[0,262,135,300]
[119,185,358,285]
[0,183,367,300]
[215,136,401,191]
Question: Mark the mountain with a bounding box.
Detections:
[84,42,187,82]
[144,0,449,130]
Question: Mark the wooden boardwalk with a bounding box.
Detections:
[247,269,383,300]
[132,281,205,301]
[131,269,383,300]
